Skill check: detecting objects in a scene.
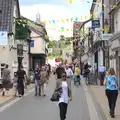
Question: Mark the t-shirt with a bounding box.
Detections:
[59,81,69,104]
[74,67,80,76]
[35,68,40,80]
[105,75,118,90]
[56,67,65,79]
[17,70,26,79]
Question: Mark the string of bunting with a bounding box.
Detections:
[69,0,119,10]
[15,10,104,25]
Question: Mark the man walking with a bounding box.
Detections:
[99,65,105,86]
[65,64,73,85]
[34,65,41,96]
[55,63,65,80]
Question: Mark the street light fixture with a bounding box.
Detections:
[0,9,2,14]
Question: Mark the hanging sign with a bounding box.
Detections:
[30,40,34,47]
[92,20,100,28]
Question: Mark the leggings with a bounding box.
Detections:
[106,89,118,115]
[59,102,68,120]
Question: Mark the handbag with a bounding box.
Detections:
[50,87,62,102]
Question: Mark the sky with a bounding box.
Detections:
[19,0,93,40]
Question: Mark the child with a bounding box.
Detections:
[13,72,18,97]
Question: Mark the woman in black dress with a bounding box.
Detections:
[17,66,26,97]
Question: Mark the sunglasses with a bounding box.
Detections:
[62,76,66,78]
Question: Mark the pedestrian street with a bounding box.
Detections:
[0,75,105,120]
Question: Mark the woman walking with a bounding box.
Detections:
[39,66,48,96]
[55,72,72,120]
[17,66,26,97]
[74,64,80,84]
[104,68,118,118]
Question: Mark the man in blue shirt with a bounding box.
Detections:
[34,65,41,96]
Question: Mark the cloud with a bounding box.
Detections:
[20,4,74,21]
[20,3,92,40]
[20,4,75,39]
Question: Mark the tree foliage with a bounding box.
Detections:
[48,40,56,48]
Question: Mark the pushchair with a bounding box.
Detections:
[74,75,81,85]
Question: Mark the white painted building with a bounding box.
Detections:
[29,23,49,70]
[87,0,111,73]
[109,0,120,87]
[0,0,29,79]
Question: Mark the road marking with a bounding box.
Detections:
[81,79,100,120]
[0,88,34,113]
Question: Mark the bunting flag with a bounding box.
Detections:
[69,0,72,4]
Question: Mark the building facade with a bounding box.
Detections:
[109,0,120,88]
[29,25,49,70]
[0,0,30,79]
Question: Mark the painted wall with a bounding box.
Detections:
[30,30,46,54]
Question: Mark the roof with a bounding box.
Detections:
[0,0,20,32]
[20,16,49,42]
[0,0,14,32]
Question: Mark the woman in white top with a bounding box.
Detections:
[55,72,72,120]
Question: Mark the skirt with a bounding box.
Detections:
[2,80,13,90]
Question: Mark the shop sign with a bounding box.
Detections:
[48,48,52,53]
[102,34,112,40]
[17,44,23,56]
[30,40,34,47]
[92,20,100,28]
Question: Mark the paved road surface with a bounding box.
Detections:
[0,75,101,120]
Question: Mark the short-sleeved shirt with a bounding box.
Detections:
[105,75,118,90]
[56,67,65,79]
[35,68,40,80]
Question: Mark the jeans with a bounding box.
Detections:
[106,89,118,115]
[59,102,68,120]
[35,80,40,95]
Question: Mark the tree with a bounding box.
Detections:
[48,40,56,48]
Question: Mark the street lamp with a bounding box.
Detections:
[0,9,2,14]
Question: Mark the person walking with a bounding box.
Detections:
[104,68,118,118]
[55,72,72,120]
[39,66,48,96]
[17,66,26,97]
[99,65,105,86]
[34,65,41,96]
[74,64,80,84]
[55,63,65,80]
[65,64,73,85]
[1,64,11,96]
[47,63,51,80]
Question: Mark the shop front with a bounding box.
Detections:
[109,33,120,89]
